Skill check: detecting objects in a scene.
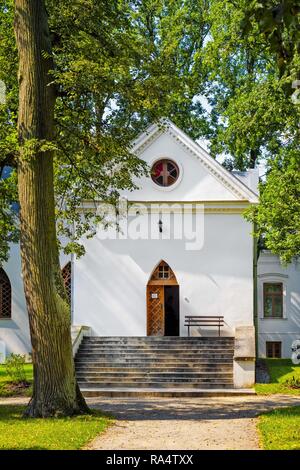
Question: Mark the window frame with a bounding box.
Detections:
[149,157,183,192]
[61,261,72,304]
[258,274,287,320]
[266,341,282,358]
[158,265,170,279]
[151,159,179,187]
[263,282,283,319]
[0,268,12,320]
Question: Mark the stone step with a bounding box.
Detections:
[81,388,255,398]
[76,358,233,364]
[82,341,234,347]
[75,365,233,373]
[76,336,235,394]
[80,344,234,352]
[76,371,233,378]
[78,381,233,389]
[77,349,233,359]
[78,379,233,385]
[76,359,233,365]
[83,336,234,343]
[77,374,233,380]
[82,337,234,342]
[76,359,234,366]
[77,352,234,357]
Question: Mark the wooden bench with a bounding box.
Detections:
[184,315,224,337]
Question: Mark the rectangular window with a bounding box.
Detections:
[266,341,282,358]
[263,283,283,318]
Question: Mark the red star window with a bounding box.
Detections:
[151,159,179,187]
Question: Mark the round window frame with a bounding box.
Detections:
[150,157,182,192]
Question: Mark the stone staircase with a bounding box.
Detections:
[74,336,253,397]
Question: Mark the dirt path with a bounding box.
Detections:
[0,396,29,405]
[1,394,300,450]
[85,395,300,450]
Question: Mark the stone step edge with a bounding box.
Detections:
[76,352,234,355]
[84,337,234,340]
[80,344,234,352]
[82,388,255,398]
[75,361,234,365]
[76,371,234,376]
[78,382,234,387]
[82,339,235,343]
[75,366,233,369]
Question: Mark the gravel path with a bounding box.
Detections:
[85,395,300,450]
[0,396,29,405]
[2,394,300,450]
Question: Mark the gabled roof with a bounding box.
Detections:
[131,119,259,203]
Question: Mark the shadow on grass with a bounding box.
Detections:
[0,405,112,450]
[265,359,299,383]
[255,359,300,395]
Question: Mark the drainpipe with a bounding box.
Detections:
[253,221,259,360]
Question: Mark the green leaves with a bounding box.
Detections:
[0,0,297,263]
[205,0,300,260]
[0,0,211,262]
[0,169,19,264]
[247,148,300,263]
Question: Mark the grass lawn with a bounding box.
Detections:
[0,363,33,397]
[258,406,300,450]
[255,359,300,395]
[0,405,112,450]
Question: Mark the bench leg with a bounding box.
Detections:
[188,325,190,337]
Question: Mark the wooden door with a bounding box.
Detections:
[147,285,164,336]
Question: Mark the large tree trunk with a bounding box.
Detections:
[14,0,89,417]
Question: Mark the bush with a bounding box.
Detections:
[284,376,300,389]
[5,354,27,383]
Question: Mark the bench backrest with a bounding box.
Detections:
[185,315,224,324]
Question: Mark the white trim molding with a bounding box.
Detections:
[258,273,289,279]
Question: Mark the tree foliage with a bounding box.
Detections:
[1,0,299,263]
[254,149,300,263]
[204,0,300,261]
[0,0,211,262]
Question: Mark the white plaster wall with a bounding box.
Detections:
[0,243,71,357]
[73,212,254,336]
[233,360,255,388]
[73,127,254,336]
[0,128,256,352]
[0,244,30,357]
[258,251,300,358]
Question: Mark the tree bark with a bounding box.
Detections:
[14,0,89,417]
[249,148,258,169]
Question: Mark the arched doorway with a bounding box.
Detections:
[147,261,179,336]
